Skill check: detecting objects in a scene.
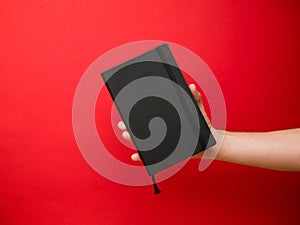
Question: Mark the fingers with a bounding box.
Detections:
[117,122,141,161]
[117,121,126,131]
[189,83,212,129]
[118,121,133,142]
[122,130,133,142]
[120,130,141,161]
[189,83,204,109]
[189,83,201,102]
[131,153,142,161]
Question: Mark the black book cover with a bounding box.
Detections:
[101,44,216,178]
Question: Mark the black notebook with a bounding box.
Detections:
[101,44,216,193]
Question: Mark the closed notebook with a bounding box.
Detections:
[101,44,216,193]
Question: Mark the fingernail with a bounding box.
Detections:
[122,131,129,139]
[189,83,196,89]
[118,121,126,130]
[131,153,139,161]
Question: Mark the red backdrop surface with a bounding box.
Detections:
[1,0,300,224]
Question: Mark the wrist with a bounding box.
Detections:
[212,129,233,162]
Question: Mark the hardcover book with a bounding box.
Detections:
[101,44,216,193]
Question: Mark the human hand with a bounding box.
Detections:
[118,84,300,171]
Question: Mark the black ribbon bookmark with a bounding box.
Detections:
[151,175,161,194]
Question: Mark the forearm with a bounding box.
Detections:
[215,128,300,171]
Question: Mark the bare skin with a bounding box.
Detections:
[118,84,300,171]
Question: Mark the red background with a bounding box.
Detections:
[1,0,300,224]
